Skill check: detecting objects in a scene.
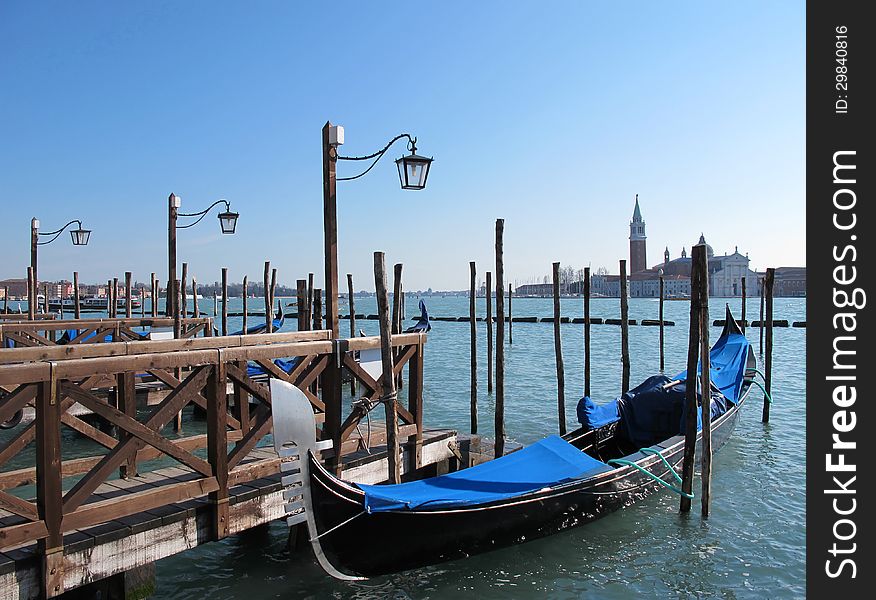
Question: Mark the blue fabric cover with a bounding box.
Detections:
[357,435,609,513]
[231,317,284,337]
[246,356,302,377]
[577,397,620,430]
[674,332,750,405]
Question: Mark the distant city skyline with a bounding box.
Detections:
[0,2,804,291]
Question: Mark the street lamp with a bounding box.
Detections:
[30,217,92,318]
[320,122,433,470]
[167,194,239,336]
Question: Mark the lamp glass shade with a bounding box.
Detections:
[218,211,239,234]
[395,153,433,190]
[70,228,91,246]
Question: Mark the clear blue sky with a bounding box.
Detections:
[1,1,804,291]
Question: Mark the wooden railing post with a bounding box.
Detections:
[408,338,425,472]
[118,370,137,479]
[36,370,64,597]
[206,357,229,540]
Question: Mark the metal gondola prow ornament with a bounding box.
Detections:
[269,379,365,581]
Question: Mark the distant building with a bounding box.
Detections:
[629,196,647,273]
[0,278,29,299]
[772,267,806,297]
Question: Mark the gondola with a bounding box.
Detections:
[270,306,756,580]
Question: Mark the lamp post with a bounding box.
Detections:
[167,193,239,337]
[320,121,433,472]
[30,217,91,318]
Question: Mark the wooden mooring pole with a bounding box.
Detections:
[193,278,200,319]
[584,267,591,398]
[241,276,247,334]
[307,272,315,330]
[763,267,775,423]
[508,283,513,344]
[495,219,506,457]
[680,244,706,513]
[347,273,356,396]
[391,264,403,389]
[213,291,218,317]
[264,262,272,334]
[741,276,747,333]
[2,286,7,314]
[619,260,630,393]
[313,289,323,330]
[469,261,478,434]
[659,273,665,372]
[73,272,81,319]
[373,251,401,483]
[221,268,228,336]
[26,266,34,320]
[125,271,133,318]
[552,261,566,435]
[150,273,157,317]
[270,268,278,324]
[296,279,308,331]
[695,247,712,517]
[180,263,187,318]
[486,271,493,394]
[140,286,146,318]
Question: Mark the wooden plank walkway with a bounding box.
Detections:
[0,427,457,598]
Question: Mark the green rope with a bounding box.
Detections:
[608,447,694,499]
[751,380,773,404]
[753,368,766,381]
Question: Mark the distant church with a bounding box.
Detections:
[591,197,759,298]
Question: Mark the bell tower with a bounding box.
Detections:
[629,194,647,273]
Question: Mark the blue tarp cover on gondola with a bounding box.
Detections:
[674,332,750,405]
[357,435,609,513]
[577,397,619,430]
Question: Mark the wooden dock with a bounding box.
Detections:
[0,321,432,598]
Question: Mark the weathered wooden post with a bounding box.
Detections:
[108,279,115,318]
[741,276,747,333]
[759,276,765,354]
[347,273,357,395]
[221,268,228,336]
[313,289,323,330]
[240,276,247,334]
[180,263,188,319]
[552,262,566,435]
[296,279,308,331]
[43,284,49,315]
[192,278,200,319]
[213,291,218,317]
[508,283,513,345]
[469,261,478,434]
[584,267,591,398]
[264,261,272,334]
[59,285,65,320]
[391,264,403,388]
[73,272,81,319]
[659,272,665,371]
[307,272,315,330]
[270,267,278,324]
[694,247,712,517]
[374,251,401,483]
[495,219,506,457]
[26,266,35,320]
[619,260,630,393]
[680,244,706,513]
[150,273,157,317]
[2,286,7,314]
[140,286,146,318]
[486,271,493,393]
[763,268,775,423]
[35,378,63,597]
[125,272,133,318]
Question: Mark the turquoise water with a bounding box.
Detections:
[110,296,806,598]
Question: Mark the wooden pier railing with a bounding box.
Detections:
[0,329,425,596]
[0,317,213,349]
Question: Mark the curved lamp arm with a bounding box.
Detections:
[37,220,86,246]
[336,134,417,181]
[177,200,232,229]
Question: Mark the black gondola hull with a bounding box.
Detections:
[308,397,743,577]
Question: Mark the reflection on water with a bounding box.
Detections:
[141,296,804,598]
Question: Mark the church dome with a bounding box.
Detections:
[697,233,715,258]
